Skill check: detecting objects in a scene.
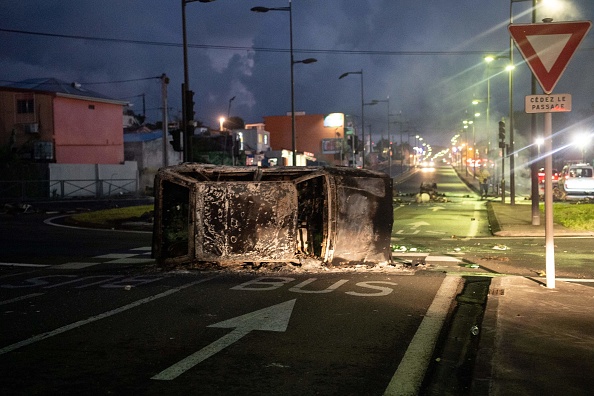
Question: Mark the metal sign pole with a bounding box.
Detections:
[544,111,555,288]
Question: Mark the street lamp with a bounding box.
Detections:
[484,55,514,198]
[574,133,593,162]
[371,98,391,175]
[182,0,217,163]
[252,1,317,166]
[227,95,235,118]
[363,101,378,155]
[339,70,365,168]
[536,137,544,157]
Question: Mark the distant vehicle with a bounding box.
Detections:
[558,163,594,199]
[537,168,559,184]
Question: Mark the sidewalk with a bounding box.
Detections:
[472,276,594,395]
[456,168,594,395]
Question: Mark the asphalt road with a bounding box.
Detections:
[1,165,592,394]
[0,265,449,395]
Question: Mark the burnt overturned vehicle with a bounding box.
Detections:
[152,164,393,269]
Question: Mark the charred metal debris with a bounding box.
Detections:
[152,165,393,270]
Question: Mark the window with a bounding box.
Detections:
[17,98,34,114]
[15,93,36,123]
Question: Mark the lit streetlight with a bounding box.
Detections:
[536,136,544,156]
[339,70,365,168]
[574,132,593,162]
[252,1,317,166]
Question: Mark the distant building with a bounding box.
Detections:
[124,130,182,193]
[241,123,271,166]
[0,78,127,164]
[263,113,350,166]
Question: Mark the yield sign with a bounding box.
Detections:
[509,21,592,94]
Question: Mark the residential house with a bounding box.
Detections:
[0,78,139,199]
[124,129,182,193]
[0,78,127,164]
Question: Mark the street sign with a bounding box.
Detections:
[525,94,572,113]
[509,21,592,94]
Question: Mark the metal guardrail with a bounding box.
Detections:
[0,179,138,201]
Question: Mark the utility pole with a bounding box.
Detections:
[161,74,169,167]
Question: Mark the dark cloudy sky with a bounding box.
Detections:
[1,0,593,147]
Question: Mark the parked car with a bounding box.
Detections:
[537,168,559,184]
[558,163,594,199]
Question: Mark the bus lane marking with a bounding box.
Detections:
[152,299,296,381]
[231,277,398,296]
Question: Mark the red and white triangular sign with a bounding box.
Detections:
[509,21,591,94]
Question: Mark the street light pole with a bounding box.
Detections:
[288,0,296,165]
[339,70,365,168]
[161,73,169,168]
[510,0,543,208]
[372,98,390,176]
[252,1,316,166]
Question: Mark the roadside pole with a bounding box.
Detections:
[161,73,169,168]
[543,111,555,288]
[509,20,591,289]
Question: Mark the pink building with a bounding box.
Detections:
[0,78,127,164]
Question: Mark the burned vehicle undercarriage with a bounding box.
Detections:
[152,164,393,270]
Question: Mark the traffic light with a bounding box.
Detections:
[169,129,182,152]
[185,90,195,130]
[498,120,506,148]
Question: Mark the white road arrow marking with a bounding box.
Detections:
[430,206,445,212]
[408,221,430,229]
[152,299,296,381]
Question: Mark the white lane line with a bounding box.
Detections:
[384,275,461,396]
[0,276,217,356]
[0,262,50,268]
[467,201,482,238]
[0,292,45,305]
[52,262,100,270]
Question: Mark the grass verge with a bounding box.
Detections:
[552,202,594,230]
[69,205,154,227]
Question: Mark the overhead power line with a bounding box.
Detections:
[0,27,513,57]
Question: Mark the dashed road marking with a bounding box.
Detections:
[0,276,217,356]
[0,292,45,305]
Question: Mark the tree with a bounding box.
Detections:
[224,116,245,130]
